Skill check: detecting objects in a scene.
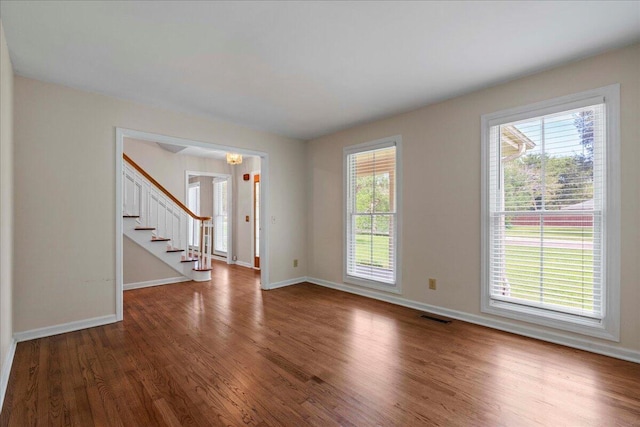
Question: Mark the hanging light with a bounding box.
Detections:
[226,153,243,165]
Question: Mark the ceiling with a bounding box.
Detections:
[1,1,639,140]
[155,141,244,161]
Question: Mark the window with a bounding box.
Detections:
[344,136,402,292]
[187,182,200,247]
[481,85,620,340]
[213,178,228,255]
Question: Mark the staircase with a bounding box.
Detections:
[122,154,212,282]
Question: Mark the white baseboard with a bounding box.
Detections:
[306,277,640,364]
[124,276,189,291]
[267,277,308,290]
[13,314,118,343]
[0,338,17,411]
[234,261,253,269]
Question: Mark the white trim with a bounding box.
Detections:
[115,128,124,321]
[603,84,621,341]
[305,277,640,364]
[485,94,606,128]
[13,315,118,342]
[234,260,253,269]
[480,84,621,341]
[265,277,307,290]
[343,135,402,293]
[258,154,269,290]
[0,338,16,411]
[123,276,189,291]
[344,136,398,155]
[116,128,270,310]
[343,276,402,294]
[118,128,262,158]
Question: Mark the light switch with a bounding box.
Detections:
[245,215,250,222]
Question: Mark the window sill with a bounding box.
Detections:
[344,274,401,294]
[482,298,619,342]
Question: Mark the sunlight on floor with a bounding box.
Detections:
[347,308,399,402]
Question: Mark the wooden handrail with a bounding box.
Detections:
[123,153,212,221]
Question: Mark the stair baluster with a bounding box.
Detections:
[122,154,213,277]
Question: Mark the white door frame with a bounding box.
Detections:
[115,128,270,321]
[185,170,233,261]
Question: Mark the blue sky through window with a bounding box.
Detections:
[513,108,594,159]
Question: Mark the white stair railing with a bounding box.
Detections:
[122,154,213,270]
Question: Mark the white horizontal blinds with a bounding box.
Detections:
[188,183,200,247]
[214,179,227,216]
[346,145,397,284]
[213,179,228,253]
[489,103,604,318]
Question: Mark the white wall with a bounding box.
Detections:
[307,44,640,355]
[0,20,15,398]
[13,76,307,333]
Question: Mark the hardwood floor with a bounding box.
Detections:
[2,262,639,426]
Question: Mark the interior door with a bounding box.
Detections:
[254,173,260,269]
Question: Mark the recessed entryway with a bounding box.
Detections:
[115,128,270,321]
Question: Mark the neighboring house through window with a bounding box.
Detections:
[481,84,620,340]
[344,136,402,293]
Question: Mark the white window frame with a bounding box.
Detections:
[343,135,402,294]
[213,177,230,256]
[480,84,620,341]
[187,181,201,248]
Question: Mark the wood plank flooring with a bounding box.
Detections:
[2,262,639,426]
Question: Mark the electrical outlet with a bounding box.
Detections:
[293,259,298,268]
[429,278,437,290]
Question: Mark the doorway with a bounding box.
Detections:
[116,128,270,322]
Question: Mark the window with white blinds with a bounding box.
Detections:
[213,178,228,255]
[187,182,200,247]
[345,137,400,290]
[481,85,620,340]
